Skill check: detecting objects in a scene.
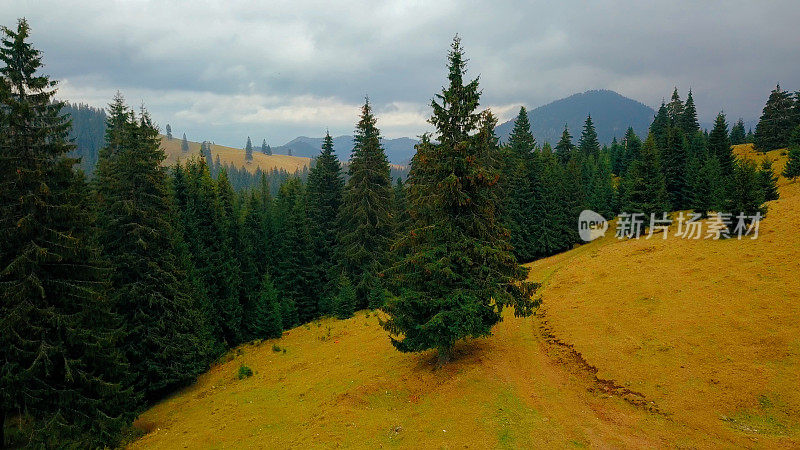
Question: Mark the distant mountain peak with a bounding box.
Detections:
[495,89,655,145]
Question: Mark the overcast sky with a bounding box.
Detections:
[3,1,799,146]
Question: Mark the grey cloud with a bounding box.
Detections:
[2,0,799,145]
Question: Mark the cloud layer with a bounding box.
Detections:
[4,0,799,146]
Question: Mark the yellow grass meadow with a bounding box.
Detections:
[160,136,311,174]
[130,145,799,448]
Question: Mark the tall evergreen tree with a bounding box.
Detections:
[586,152,615,218]
[689,155,725,217]
[730,119,747,145]
[382,37,537,364]
[754,84,797,151]
[708,112,735,177]
[245,136,253,161]
[275,177,316,324]
[338,99,394,309]
[181,132,189,153]
[621,127,642,174]
[662,126,689,209]
[250,273,283,339]
[726,160,766,230]
[666,88,684,125]
[214,170,244,343]
[578,114,600,157]
[650,102,670,151]
[531,144,569,255]
[261,138,269,154]
[621,134,670,217]
[758,159,780,201]
[503,106,537,261]
[0,19,134,447]
[681,89,700,135]
[307,131,345,299]
[783,148,800,180]
[95,97,214,402]
[555,124,574,165]
[333,274,357,320]
[179,158,240,347]
[561,155,586,245]
[165,123,172,140]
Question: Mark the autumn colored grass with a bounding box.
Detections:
[130,145,799,448]
[160,136,311,174]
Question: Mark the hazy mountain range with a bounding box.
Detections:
[273,90,661,164]
[68,89,757,167]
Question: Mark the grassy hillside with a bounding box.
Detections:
[130,145,799,448]
[160,136,311,174]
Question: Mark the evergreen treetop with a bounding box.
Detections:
[578,114,600,156]
[708,112,734,177]
[681,89,700,135]
[555,124,574,164]
[338,99,394,308]
[754,84,798,151]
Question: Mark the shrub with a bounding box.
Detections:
[237,364,253,380]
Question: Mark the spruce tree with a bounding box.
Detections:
[726,160,766,230]
[783,148,800,180]
[758,159,780,201]
[578,114,600,157]
[215,170,244,343]
[95,97,214,402]
[621,127,642,174]
[261,138,269,154]
[690,155,725,217]
[532,144,568,255]
[621,134,670,217]
[555,124,574,165]
[503,106,537,261]
[730,119,747,145]
[166,123,172,140]
[382,37,538,364]
[708,112,735,177]
[754,84,797,151]
[666,88,684,125]
[245,136,253,161]
[333,274,356,320]
[681,89,700,135]
[338,99,394,309]
[240,191,273,338]
[650,102,670,151]
[562,155,586,245]
[250,274,283,339]
[275,177,316,324]
[663,126,689,209]
[180,158,240,347]
[307,131,344,294]
[587,152,615,218]
[0,19,134,447]
[181,132,189,153]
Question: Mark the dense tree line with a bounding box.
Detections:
[1,20,787,447]
[498,84,781,260]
